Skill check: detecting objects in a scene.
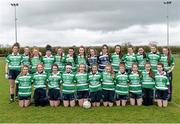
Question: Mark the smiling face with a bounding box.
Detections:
[138,48,144,54]
[119,66,125,73]
[162,48,168,55]
[52,65,58,74]
[150,46,157,53]
[68,48,74,56]
[79,47,85,56]
[33,49,39,56]
[145,63,151,72]
[115,46,121,54]
[79,64,86,73]
[102,46,108,54]
[91,65,98,74]
[21,66,29,75]
[57,48,63,55]
[128,47,133,54]
[37,64,44,73]
[66,65,72,73]
[132,64,138,73]
[24,47,30,55]
[90,49,95,56]
[105,65,112,73]
[12,46,19,54]
[157,64,163,73]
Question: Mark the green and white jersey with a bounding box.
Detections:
[22,54,31,67]
[136,53,146,72]
[6,53,22,71]
[42,55,55,73]
[160,54,175,71]
[15,73,32,97]
[31,56,42,73]
[32,72,48,89]
[54,54,66,72]
[65,54,77,72]
[75,72,88,91]
[111,52,121,72]
[155,71,169,90]
[88,72,102,92]
[77,55,87,67]
[62,72,75,94]
[147,52,160,73]
[115,72,129,95]
[122,53,136,69]
[101,72,115,91]
[47,72,62,90]
[129,72,142,94]
[141,70,155,89]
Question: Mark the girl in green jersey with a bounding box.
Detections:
[160,47,175,101]
[129,63,142,106]
[77,46,88,71]
[75,63,89,107]
[89,64,102,107]
[155,63,169,107]
[5,42,22,102]
[110,45,122,73]
[16,65,32,107]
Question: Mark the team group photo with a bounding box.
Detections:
[0,0,180,123]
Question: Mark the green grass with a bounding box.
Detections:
[0,58,180,123]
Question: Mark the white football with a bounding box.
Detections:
[83,101,91,109]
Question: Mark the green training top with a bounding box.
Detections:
[47,72,62,90]
[88,72,102,92]
[6,53,22,71]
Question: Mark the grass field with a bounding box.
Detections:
[0,57,180,123]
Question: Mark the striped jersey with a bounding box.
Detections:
[54,54,66,72]
[32,71,48,89]
[111,52,121,72]
[47,72,62,90]
[61,72,75,94]
[6,53,22,71]
[115,72,129,95]
[22,54,31,67]
[101,72,115,90]
[136,53,147,71]
[129,72,142,94]
[160,54,175,71]
[75,72,88,91]
[15,73,32,97]
[122,53,136,70]
[147,52,160,72]
[87,56,98,69]
[77,55,87,67]
[42,55,55,73]
[65,54,77,72]
[155,71,169,90]
[98,54,110,72]
[31,56,42,73]
[88,72,102,92]
[141,70,155,89]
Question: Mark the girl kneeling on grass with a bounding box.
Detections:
[15,65,32,107]
[102,64,115,107]
[33,63,48,107]
[62,63,76,107]
[75,63,89,107]
[129,63,142,106]
[115,62,129,106]
[47,64,62,107]
[155,63,169,107]
[89,64,102,107]
[141,62,155,106]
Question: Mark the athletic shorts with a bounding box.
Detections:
[19,96,31,100]
[102,90,115,103]
[155,89,168,100]
[48,88,61,100]
[90,90,102,103]
[77,91,89,99]
[8,70,20,80]
[116,94,128,100]
[63,93,75,101]
[129,92,142,99]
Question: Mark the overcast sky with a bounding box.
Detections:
[0,0,180,47]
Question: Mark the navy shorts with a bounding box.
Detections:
[8,70,20,80]
[19,96,31,100]
[155,89,168,100]
[129,92,142,99]
[34,88,47,102]
[90,90,102,103]
[77,91,89,99]
[63,93,75,101]
[116,94,128,100]
[102,90,115,102]
[48,88,61,100]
